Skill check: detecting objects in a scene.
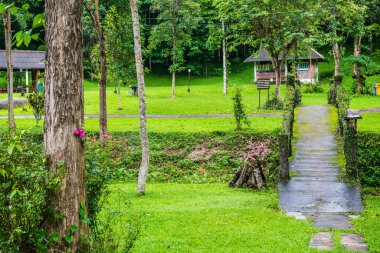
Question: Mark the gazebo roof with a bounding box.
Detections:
[244,48,325,63]
[0,50,45,70]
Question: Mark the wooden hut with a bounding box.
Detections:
[244,48,325,84]
[0,50,45,92]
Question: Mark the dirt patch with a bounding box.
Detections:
[188,144,217,162]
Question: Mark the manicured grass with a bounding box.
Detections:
[105,183,314,253]
[350,94,380,109]
[359,113,380,133]
[353,195,380,252]
[0,116,282,133]
[102,183,380,253]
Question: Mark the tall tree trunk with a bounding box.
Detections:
[353,37,362,94]
[45,1,87,251]
[3,10,16,135]
[271,56,281,100]
[130,0,150,195]
[85,0,108,139]
[333,42,340,76]
[274,65,281,100]
[171,27,177,99]
[222,21,228,94]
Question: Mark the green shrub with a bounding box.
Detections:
[358,132,380,187]
[27,92,44,125]
[262,97,284,110]
[0,132,58,252]
[232,87,250,130]
[336,83,350,136]
[303,83,323,93]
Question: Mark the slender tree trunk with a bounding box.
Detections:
[271,55,281,100]
[274,65,281,100]
[96,0,108,139]
[45,1,87,251]
[353,37,362,94]
[222,21,228,94]
[117,81,122,110]
[3,10,15,135]
[130,0,150,195]
[369,32,374,53]
[85,0,108,139]
[333,42,340,76]
[32,70,40,92]
[171,28,177,99]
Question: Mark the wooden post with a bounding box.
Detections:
[258,89,261,108]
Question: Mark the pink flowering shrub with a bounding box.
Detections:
[74,129,86,139]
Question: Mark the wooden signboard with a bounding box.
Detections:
[256,79,270,107]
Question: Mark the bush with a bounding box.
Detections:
[358,132,380,187]
[27,92,44,125]
[0,132,59,252]
[303,82,323,93]
[262,97,284,110]
[232,87,250,130]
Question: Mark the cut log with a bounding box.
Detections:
[230,162,266,190]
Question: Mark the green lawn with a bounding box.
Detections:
[105,183,314,253]
[101,183,380,253]
[0,116,281,134]
[0,74,285,116]
[353,195,380,252]
[359,113,380,133]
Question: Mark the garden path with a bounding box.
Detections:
[278,105,367,251]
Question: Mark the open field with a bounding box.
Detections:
[0,116,282,133]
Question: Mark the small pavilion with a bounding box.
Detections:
[0,50,45,93]
[244,48,325,84]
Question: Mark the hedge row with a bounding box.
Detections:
[358,132,380,187]
[279,74,302,181]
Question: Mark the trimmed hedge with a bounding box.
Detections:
[279,74,302,181]
[358,132,380,187]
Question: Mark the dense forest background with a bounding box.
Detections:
[1,0,380,80]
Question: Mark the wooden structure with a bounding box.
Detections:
[0,50,45,92]
[244,48,325,84]
[256,79,270,107]
[344,110,362,130]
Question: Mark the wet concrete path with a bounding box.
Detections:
[279,105,367,251]
[279,105,362,216]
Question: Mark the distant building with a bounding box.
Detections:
[0,50,45,93]
[244,48,325,84]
